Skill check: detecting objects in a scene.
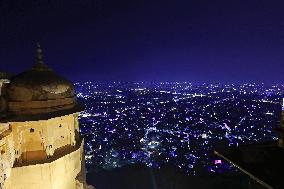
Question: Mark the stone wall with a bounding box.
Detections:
[0,113,92,189]
[0,126,14,189]
[11,114,76,163]
[4,139,84,189]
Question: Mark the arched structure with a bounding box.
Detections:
[0,44,94,189]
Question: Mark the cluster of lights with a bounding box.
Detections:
[76,82,284,175]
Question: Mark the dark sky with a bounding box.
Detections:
[0,0,284,84]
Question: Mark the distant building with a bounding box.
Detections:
[215,98,284,189]
[0,44,94,189]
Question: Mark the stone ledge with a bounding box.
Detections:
[13,137,84,168]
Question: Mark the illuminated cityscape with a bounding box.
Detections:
[76,82,283,175]
[1,1,284,188]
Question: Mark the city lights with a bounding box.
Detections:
[76,82,283,174]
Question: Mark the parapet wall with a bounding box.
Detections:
[3,138,84,189]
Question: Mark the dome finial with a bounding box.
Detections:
[36,42,44,64]
[33,43,50,71]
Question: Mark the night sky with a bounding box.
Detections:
[0,0,283,84]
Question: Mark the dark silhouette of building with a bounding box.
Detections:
[215,100,284,189]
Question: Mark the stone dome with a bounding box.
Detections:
[6,44,77,115]
[7,69,75,102]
